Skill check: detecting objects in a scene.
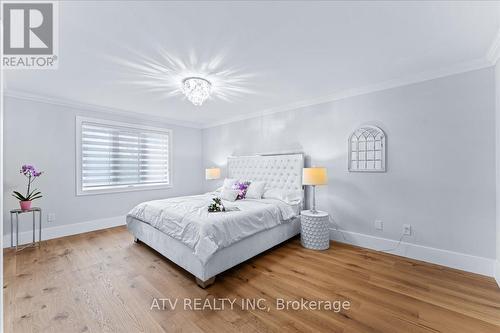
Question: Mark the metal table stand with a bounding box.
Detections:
[10,207,42,251]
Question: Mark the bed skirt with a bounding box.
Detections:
[126,216,300,283]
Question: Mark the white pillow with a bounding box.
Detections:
[262,188,286,200]
[222,178,238,189]
[245,181,266,199]
[285,190,303,202]
[263,188,302,203]
[220,189,239,202]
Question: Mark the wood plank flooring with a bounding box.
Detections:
[4,226,500,332]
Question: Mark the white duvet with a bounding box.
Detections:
[126,194,299,263]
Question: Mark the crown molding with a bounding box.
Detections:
[202,57,492,129]
[3,89,204,129]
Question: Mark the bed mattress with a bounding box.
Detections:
[126,193,300,263]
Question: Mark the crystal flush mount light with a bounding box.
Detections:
[182,77,212,106]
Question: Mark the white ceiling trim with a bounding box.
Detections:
[3,89,203,129]
[202,57,492,129]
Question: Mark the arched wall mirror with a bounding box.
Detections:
[348,125,386,172]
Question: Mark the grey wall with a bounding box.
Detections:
[202,68,496,259]
[3,97,204,235]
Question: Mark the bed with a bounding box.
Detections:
[126,153,304,287]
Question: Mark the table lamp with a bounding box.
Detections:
[205,168,221,180]
[302,167,328,214]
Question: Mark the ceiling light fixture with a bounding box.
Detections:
[182,77,212,106]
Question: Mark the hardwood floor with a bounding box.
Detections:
[4,226,500,333]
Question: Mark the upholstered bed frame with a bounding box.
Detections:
[127,153,304,288]
[227,154,304,192]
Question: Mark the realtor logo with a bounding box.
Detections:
[2,1,58,69]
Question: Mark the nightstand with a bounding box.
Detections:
[300,210,330,250]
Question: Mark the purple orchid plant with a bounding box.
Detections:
[12,164,43,202]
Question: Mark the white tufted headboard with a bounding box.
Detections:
[227,153,304,191]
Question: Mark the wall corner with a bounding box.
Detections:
[495,260,500,288]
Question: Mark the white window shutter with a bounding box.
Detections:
[80,122,170,191]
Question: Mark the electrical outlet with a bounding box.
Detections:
[47,213,56,223]
[374,220,383,230]
[403,224,412,236]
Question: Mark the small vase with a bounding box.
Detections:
[20,200,32,211]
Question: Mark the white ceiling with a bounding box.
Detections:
[4,1,500,127]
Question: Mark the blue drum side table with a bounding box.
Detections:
[10,207,42,251]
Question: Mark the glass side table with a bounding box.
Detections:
[10,207,42,251]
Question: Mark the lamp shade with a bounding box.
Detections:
[205,168,221,180]
[302,167,328,185]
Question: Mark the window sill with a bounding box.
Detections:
[76,183,173,196]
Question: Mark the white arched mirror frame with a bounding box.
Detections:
[348,125,386,172]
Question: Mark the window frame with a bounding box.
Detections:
[75,116,173,196]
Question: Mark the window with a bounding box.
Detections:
[76,117,172,195]
[349,125,386,172]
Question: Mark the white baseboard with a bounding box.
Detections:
[495,260,500,287]
[3,215,126,248]
[330,229,496,277]
[2,216,496,279]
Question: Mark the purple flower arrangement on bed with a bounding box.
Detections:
[232,181,251,200]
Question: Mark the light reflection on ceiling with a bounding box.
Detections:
[103,46,259,105]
